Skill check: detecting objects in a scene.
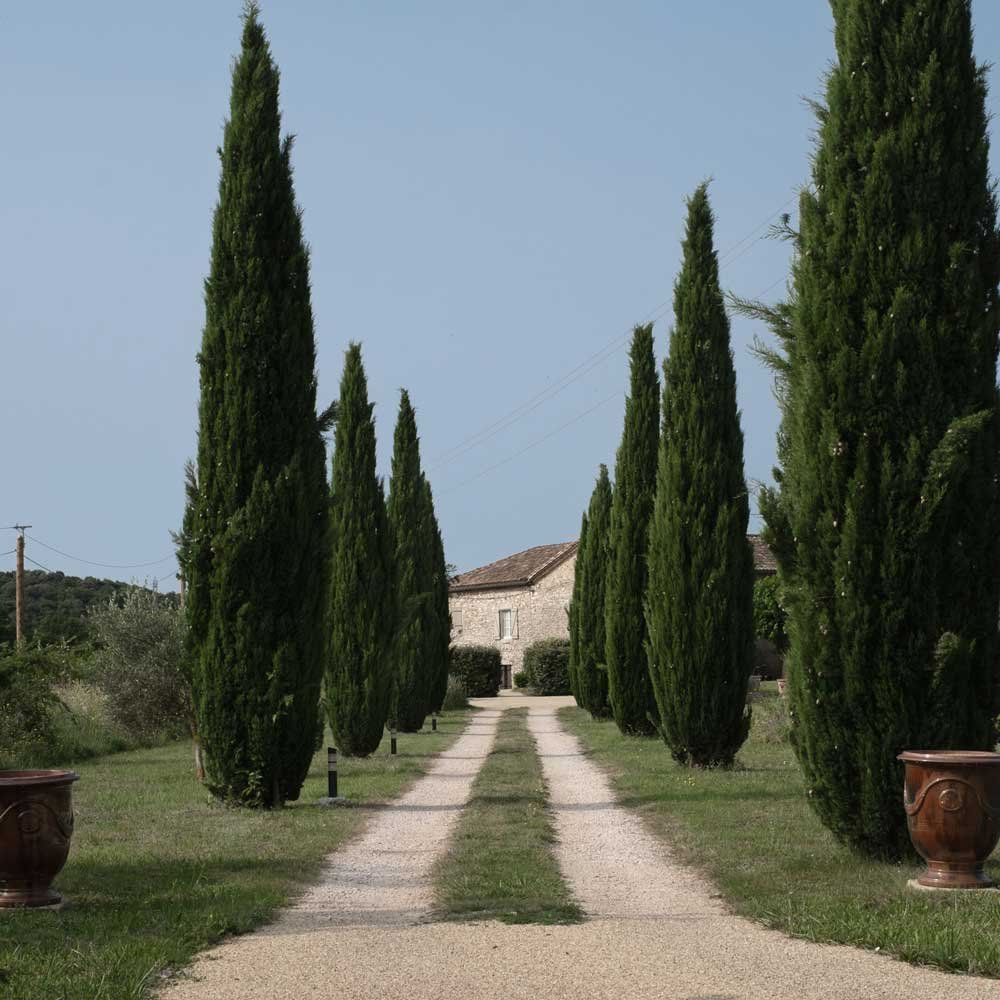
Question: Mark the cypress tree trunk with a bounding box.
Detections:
[759,0,1000,857]
[326,344,393,757]
[605,325,660,736]
[422,477,451,715]
[577,465,613,719]
[646,185,754,767]
[184,4,329,808]
[387,391,429,732]
[568,512,589,705]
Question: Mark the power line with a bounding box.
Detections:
[24,555,54,574]
[715,196,797,268]
[0,549,15,558]
[427,299,669,471]
[427,194,798,473]
[25,535,176,570]
[441,390,621,495]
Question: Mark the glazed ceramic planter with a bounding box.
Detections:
[0,770,79,908]
[898,751,1000,889]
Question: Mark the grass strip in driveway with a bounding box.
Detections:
[0,712,469,1000]
[434,707,583,925]
[562,688,1000,978]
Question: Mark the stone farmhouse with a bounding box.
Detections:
[449,536,777,689]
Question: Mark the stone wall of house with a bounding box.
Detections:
[449,554,576,686]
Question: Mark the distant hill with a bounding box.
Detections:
[0,570,176,646]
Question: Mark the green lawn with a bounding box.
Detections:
[434,707,582,924]
[562,689,1000,977]
[0,712,468,1000]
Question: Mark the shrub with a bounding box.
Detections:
[441,674,468,711]
[0,646,60,768]
[523,638,571,696]
[0,645,145,769]
[753,575,788,652]
[513,671,530,689]
[89,587,191,746]
[449,645,500,698]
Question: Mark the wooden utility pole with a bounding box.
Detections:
[11,525,31,646]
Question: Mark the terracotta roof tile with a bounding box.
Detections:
[451,535,776,593]
[449,541,578,591]
[749,534,777,573]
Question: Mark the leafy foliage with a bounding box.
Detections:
[575,465,613,719]
[605,325,660,735]
[450,645,501,698]
[421,478,451,716]
[325,344,393,756]
[183,5,330,806]
[88,587,190,745]
[0,570,140,646]
[441,673,469,711]
[758,0,1000,857]
[645,185,754,767]
[567,511,587,704]
[523,638,571,696]
[387,391,431,732]
[0,647,60,767]
[752,575,787,652]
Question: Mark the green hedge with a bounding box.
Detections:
[523,638,571,696]
[449,645,500,698]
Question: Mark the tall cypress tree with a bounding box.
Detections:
[568,511,589,705]
[646,185,754,767]
[183,4,329,808]
[577,465,613,719]
[387,391,429,732]
[605,325,660,736]
[757,0,1000,857]
[422,477,451,715]
[326,344,393,757]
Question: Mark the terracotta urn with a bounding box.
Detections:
[898,751,1000,889]
[776,678,788,698]
[0,770,79,908]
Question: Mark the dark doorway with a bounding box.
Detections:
[501,664,512,689]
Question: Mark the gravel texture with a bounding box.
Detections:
[167,695,1000,999]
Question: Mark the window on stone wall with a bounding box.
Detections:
[499,609,513,639]
[452,609,463,633]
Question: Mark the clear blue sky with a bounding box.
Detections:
[3,1,999,586]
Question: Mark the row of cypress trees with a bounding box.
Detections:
[182,5,449,807]
[571,187,755,767]
[575,0,1000,858]
[327,350,449,757]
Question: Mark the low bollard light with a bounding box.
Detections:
[327,747,338,799]
[431,713,437,732]
[390,729,398,755]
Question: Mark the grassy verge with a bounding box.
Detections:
[562,687,1000,977]
[0,711,469,1000]
[434,708,582,925]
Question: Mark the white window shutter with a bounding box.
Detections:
[513,609,519,639]
[497,611,502,639]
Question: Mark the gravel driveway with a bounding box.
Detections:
[167,695,1000,1000]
